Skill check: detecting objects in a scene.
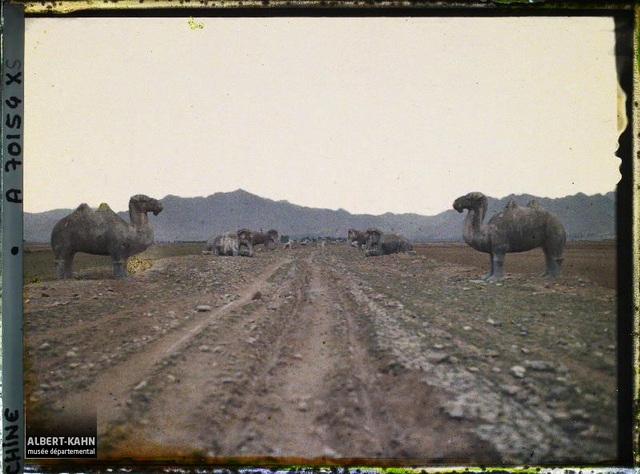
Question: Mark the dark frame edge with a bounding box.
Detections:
[613,6,636,468]
[1,2,26,474]
[0,0,635,16]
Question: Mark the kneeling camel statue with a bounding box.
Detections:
[205,229,254,257]
[51,194,163,279]
[252,229,279,250]
[364,228,413,257]
[347,228,368,249]
[453,192,566,281]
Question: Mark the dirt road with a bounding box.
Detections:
[24,242,617,466]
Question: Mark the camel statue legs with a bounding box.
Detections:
[487,247,562,281]
[55,256,74,279]
[487,253,505,281]
[112,259,128,279]
[542,245,563,277]
[55,249,132,279]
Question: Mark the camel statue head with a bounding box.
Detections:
[364,228,383,255]
[237,228,253,241]
[347,228,368,249]
[453,192,488,215]
[265,229,279,243]
[365,228,382,241]
[236,229,255,257]
[130,194,163,216]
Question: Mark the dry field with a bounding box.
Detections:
[23,240,618,467]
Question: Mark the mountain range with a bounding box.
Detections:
[24,189,616,243]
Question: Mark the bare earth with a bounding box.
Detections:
[23,241,617,466]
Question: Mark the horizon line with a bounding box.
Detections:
[24,188,617,217]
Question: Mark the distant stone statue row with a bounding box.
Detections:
[50,191,566,281]
[348,192,566,281]
[203,229,279,257]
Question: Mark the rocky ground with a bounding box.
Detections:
[23,241,618,467]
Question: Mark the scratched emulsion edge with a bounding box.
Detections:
[617,4,638,470]
[4,2,638,474]
[1,3,25,474]
[633,3,640,467]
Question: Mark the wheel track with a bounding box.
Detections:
[310,256,388,457]
[143,249,393,460]
[325,247,583,463]
[99,255,304,457]
[320,248,502,462]
[214,252,339,458]
[51,257,292,447]
[214,256,324,457]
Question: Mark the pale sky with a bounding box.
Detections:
[24,16,621,215]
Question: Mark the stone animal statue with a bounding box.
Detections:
[252,229,279,250]
[237,228,254,256]
[205,229,254,257]
[364,228,414,257]
[452,192,566,280]
[51,194,163,279]
[347,228,368,249]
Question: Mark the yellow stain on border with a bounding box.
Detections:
[188,17,204,30]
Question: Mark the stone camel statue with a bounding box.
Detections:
[51,194,163,279]
[364,228,414,257]
[452,191,566,281]
[347,228,368,249]
[252,229,279,250]
[205,229,254,257]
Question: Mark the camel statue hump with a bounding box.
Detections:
[527,199,542,209]
[505,199,519,210]
[96,202,118,216]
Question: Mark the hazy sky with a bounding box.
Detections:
[24,16,620,215]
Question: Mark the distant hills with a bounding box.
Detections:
[24,189,616,243]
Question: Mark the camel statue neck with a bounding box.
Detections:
[464,202,490,252]
[129,203,149,229]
